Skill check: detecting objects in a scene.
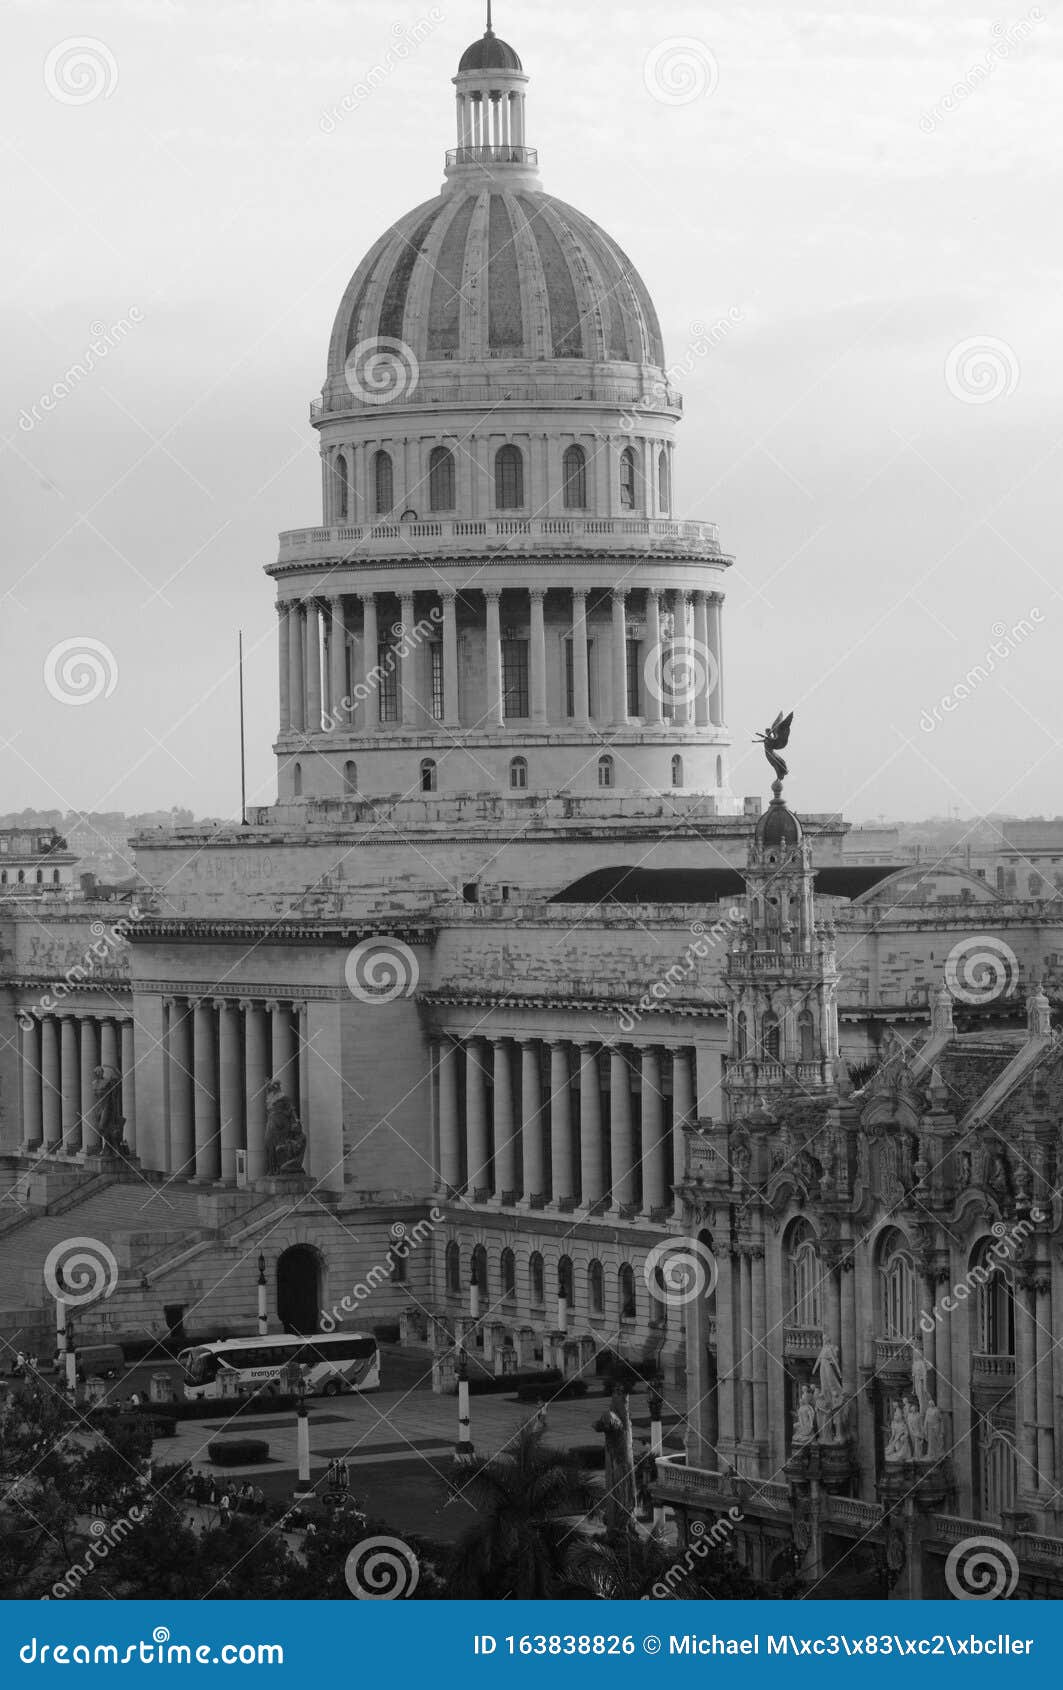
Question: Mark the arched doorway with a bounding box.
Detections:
[276,1245,323,1335]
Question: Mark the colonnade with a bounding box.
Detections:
[18,1012,135,1156]
[433,1035,696,1215]
[278,585,724,737]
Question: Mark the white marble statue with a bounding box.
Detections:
[793,1385,817,1443]
[884,1401,911,1463]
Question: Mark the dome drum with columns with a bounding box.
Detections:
[271,12,735,807]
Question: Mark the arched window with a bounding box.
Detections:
[471,1243,488,1297]
[995,865,1006,893]
[529,1251,545,1307]
[972,1238,1015,1355]
[336,452,349,521]
[495,444,524,509]
[716,755,724,786]
[736,1009,748,1059]
[445,1241,461,1295]
[501,1247,517,1304]
[798,1008,815,1063]
[588,1259,605,1316]
[429,445,456,512]
[16,870,25,886]
[292,762,303,798]
[509,756,528,790]
[35,870,43,885]
[562,444,587,509]
[52,869,60,885]
[658,448,670,513]
[787,1219,823,1328]
[980,1426,1017,1521]
[343,760,358,794]
[671,753,683,788]
[1029,871,1044,897]
[373,450,394,516]
[420,759,437,794]
[879,1230,915,1339]
[619,446,637,510]
[558,1255,574,1305]
[761,1010,780,1061]
[618,1263,637,1321]
[0,872,6,886]
[597,754,614,789]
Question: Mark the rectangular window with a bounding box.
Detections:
[502,639,529,719]
[377,644,398,723]
[430,643,444,721]
[626,639,641,716]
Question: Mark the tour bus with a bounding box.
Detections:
[177,1333,380,1400]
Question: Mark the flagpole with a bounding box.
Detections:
[238,630,247,826]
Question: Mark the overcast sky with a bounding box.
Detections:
[3,0,1061,825]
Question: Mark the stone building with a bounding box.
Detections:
[664,778,1063,1598]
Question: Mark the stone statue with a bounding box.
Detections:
[909,1338,930,1413]
[813,1383,836,1442]
[924,1399,945,1460]
[814,1338,843,1402]
[264,1081,307,1175]
[884,1401,911,1463]
[793,1385,817,1443]
[904,1395,926,1459]
[594,1385,638,1531]
[90,1065,126,1154]
[754,710,794,785]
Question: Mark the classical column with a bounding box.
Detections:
[492,1039,517,1200]
[41,1016,62,1148]
[442,593,460,726]
[168,998,195,1178]
[1035,1270,1054,1490]
[100,1019,118,1072]
[193,999,219,1180]
[693,591,711,728]
[548,1041,574,1205]
[671,1047,694,1210]
[79,1018,99,1152]
[243,1000,270,1180]
[608,1046,635,1209]
[305,599,323,732]
[640,1046,666,1213]
[570,589,590,723]
[611,588,628,725]
[751,1228,768,1447]
[297,1003,311,1139]
[120,1019,136,1156]
[289,604,306,734]
[328,596,347,724]
[738,1249,754,1442]
[644,589,662,726]
[60,1015,80,1152]
[399,592,417,727]
[20,1017,43,1150]
[708,595,725,725]
[529,588,548,725]
[277,603,291,734]
[672,591,692,726]
[1015,1273,1038,1490]
[577,1043,604,1208]
[519,1039,545,1203]
[438,1039,461,1191]
[484,589,504,727]
[217,1000,242,1182]
[465,1039,490,1196]
[360,592,379,732]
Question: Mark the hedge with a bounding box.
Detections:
[206,1437,270,1466]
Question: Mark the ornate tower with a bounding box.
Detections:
[269,11,736,807]
[723,778,840,1115]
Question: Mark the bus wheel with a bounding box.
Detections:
[322,1380,341,1398]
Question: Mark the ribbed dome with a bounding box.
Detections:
[328,188,667,376]
[458,29,522,72]
[756,798,803,851]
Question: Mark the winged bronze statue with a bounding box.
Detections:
[754,710,794,783]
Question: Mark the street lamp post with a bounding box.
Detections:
[257,1254,268,1336]
[455,1347,474,1456]
[290,1364,313,1501]
[648,1375,665,1533]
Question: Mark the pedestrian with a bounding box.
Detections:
[130,1391,141,1408]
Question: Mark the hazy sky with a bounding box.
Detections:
[3,0,1061,824]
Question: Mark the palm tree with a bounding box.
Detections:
[445,1424,600,1599]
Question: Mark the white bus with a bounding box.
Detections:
[178,1334,380,1400]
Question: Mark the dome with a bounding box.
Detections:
[755,797,803,851]
[327,187,667,378]
[458,29,522,72]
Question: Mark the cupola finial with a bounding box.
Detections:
[486,0,493,35]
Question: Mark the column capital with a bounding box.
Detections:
[529,586,547,603]
[571,586,587,604]
[483,587,502,603]
[237,997,256,1013]
[358,589,376,605]
[612,586,628,603]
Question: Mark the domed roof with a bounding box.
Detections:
[755,797,803,851]
[458,29,522,72]
[328,187,667,375]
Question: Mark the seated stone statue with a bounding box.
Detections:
[264,1081,307,1175]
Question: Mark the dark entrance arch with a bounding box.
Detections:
[276,1245,323,1335]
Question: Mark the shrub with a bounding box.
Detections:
[206,1437,269,1466]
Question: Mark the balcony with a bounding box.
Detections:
[273,515,723,569]
[310,378,684,420]
[446,144,538,168]
[873,1337,914,1372]
[972,1352,1017,1384]
[784,1325,824,1358]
